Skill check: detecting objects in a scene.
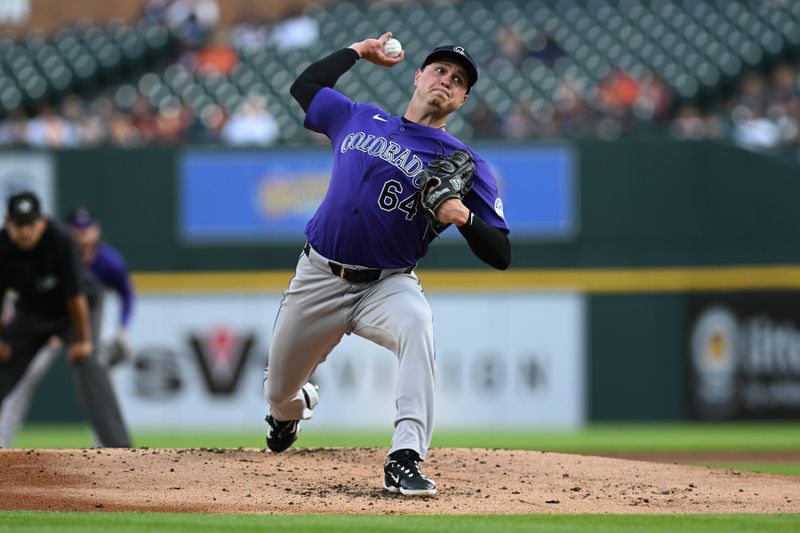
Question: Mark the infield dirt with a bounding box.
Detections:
[1,447,798,514]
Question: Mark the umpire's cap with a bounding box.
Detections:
[68,206,97,229]
[421,45,478,92]
[6,191,42,224]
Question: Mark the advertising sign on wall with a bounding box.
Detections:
[106,291,585,430]
[689,292,800,419]
[179,150,332,243]
[477,145,576,240]
[179,145,576,244]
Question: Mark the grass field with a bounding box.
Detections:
[13,421,800,450]
[1,511,800,533]
[4,422,799,532]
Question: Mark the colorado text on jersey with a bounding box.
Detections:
[339,131,425,183]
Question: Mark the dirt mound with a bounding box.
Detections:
[1,447,797,514]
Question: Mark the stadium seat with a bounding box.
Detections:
[5,0,797,144]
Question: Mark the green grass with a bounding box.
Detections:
[1,512,799,533]
[709,464,800,476]
[13,421,800,452]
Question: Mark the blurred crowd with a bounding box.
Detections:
[0,92,277,147]
[0,0,285,148]
[468,65,673,141]
[671,62,800,160]
[0,0,798,163]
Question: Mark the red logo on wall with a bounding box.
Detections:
[189,327,255,395]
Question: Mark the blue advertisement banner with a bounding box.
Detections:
[474,145,576,241]
[180,150,332,243]
[180,144,576,244]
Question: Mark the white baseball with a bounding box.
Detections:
[383,38,403,58]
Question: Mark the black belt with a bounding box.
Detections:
[303,243,412,283]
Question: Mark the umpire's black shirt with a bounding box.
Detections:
[0,220,83,320]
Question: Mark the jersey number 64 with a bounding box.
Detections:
[378,179,418,220]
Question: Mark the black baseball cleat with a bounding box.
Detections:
[265,416,300,453]
[383,449,437,496]
[265,382,318,453]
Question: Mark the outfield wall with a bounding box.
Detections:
[94,291,585,430]
[2,140,797,425]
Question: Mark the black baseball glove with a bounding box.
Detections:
[419,149,476,223]
[103,336,132,367]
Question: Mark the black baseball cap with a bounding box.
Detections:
[6,191,42,224]
[68,206,97,229]
[421,45,479,92]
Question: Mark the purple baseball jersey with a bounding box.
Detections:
[304,87,508,268]
[90,242,135,328]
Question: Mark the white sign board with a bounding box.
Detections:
[106,291,586,430]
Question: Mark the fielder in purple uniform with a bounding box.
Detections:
[68,206,135,364]
[263,33,510,496]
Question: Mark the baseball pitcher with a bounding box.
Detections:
[263,33,510,496]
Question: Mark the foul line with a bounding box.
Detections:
[131,265,800,294]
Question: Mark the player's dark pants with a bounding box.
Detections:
[0,309,131,447]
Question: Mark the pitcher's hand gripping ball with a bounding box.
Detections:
[383,38,403,58]
[419,149,476,223]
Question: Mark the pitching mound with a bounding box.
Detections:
[1,448,797,514]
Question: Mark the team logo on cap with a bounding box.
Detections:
[454,46,465,54]
[17,199,33,213]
